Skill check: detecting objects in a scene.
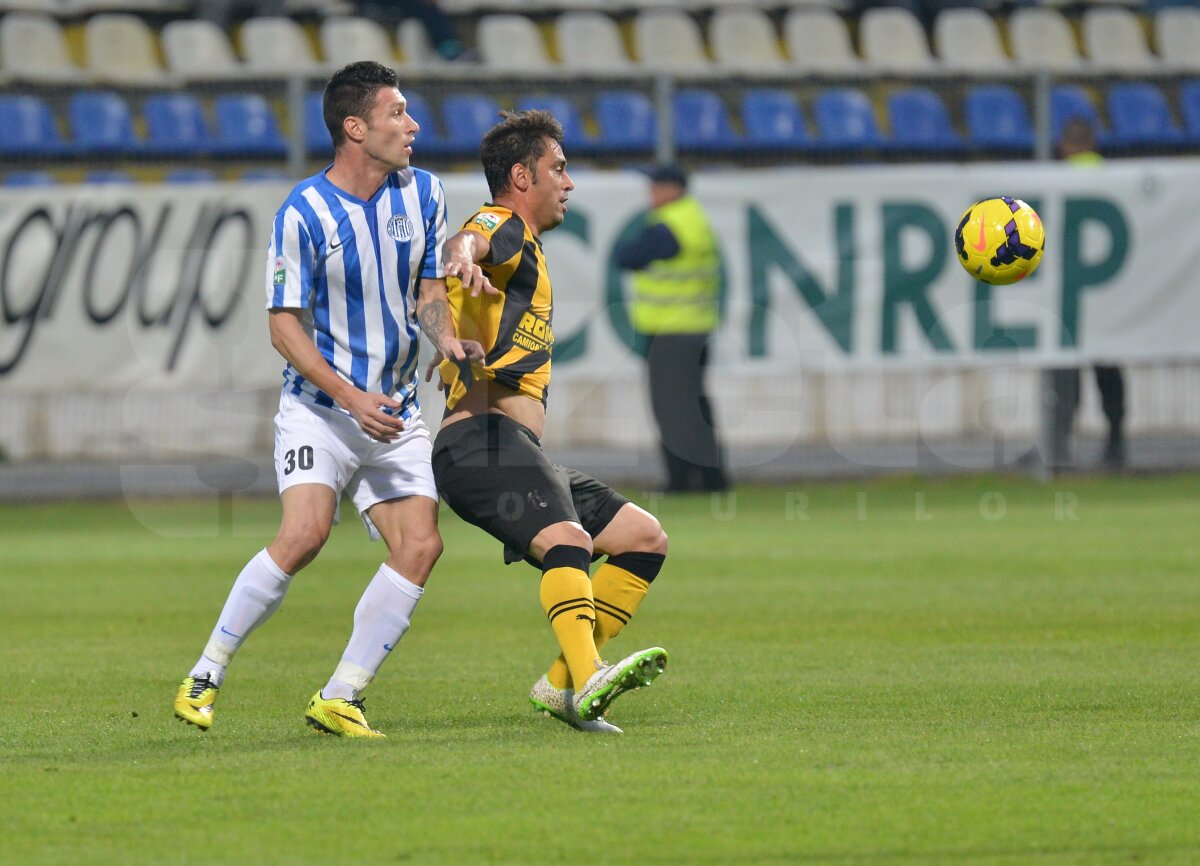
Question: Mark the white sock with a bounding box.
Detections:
[189,549,292,686]
[321,564,423,701]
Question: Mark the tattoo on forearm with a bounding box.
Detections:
[418,299,451,345]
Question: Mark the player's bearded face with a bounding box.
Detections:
[532,139,573,232]
[363,86,418,170]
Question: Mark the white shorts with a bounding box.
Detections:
[273,390,437,539]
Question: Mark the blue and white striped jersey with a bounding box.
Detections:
[265,167,447,419]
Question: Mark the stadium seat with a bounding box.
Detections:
[1178,79,1200,144]
[164,168,219,184]
[812,88,885,152]
[241,168,291,183]
[239,16,322,77]
[859,7,937,73]
[1050,85,1110,149]
[0,13,81,84]
[672,88,742,154]
[1010,8,1084,73]
[441,93,504,157]
[633,8,710,73]
[477,14,554,71]
[397,19,444,69]
[783,8,861,75]
[593,90,657,153]
[964,84,1034,154]
[212,93,288,158]
[320,17,396,70]
[305,92,332,157]
[933,8,1009,73]
[84,13,169,85]
[1155,7,1200,73]
[161,20,243,79]
[741,88,813,153]
[1106,82,1187,149]
[556,12,631,73]
[1082,7,1158,73]
[710,6,785,74]
[403,93,445,156]
[885,88,965,156]
[515,95,594,155]
[144,93,213,157]
[68,91,143,155]
[4,170,58,187]
[0,94,71,157]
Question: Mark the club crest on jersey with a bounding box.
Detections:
[387,214,414,242]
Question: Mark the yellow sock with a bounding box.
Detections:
[547,561,651,689]
[540,557,600,691]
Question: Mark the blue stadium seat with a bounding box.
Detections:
[515,95,594,156]
[441,93,503,158]
[69,91,142,156]
[305,91,331,157]
[212,93,287,158]
[83,169,136,184]
[1050,85,1110,150]
[964,84,1034,154]
[241,168,291,183]
[403,92,445,157]
[1179,79,1200,144]
[812,88,885,152]
[593,90,657,153]
[144,93,213,157]
[0,94,71,157]
[886,87,965,156]
[4,170,57,187]
[673,88,742,154]
[741,89,813,153]
[1106,82,1187,150]
[164,168,219,184]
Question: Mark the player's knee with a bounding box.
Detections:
[409,530,444,571]
[532,522,593,559]
[622,511,668,557]
[272,521,330,572]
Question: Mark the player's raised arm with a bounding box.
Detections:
[443,229,495,297]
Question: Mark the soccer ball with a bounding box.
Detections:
[954,196,1045,285]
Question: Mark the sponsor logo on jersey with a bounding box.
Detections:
[387,214,414,242]
[472,213,501,233]
[514,311,553,352]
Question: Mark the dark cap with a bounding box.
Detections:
[646,163,688,188]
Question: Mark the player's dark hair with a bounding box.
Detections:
[323,61,401,148]
[480,110,565,198]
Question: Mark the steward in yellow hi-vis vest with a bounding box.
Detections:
[438,204,553,409]
[630,195,721,335]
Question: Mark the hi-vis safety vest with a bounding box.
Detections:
[630,195,720,335]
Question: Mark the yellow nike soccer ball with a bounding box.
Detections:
[954,196,1045,285]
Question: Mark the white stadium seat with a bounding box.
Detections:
[239,16,322,77]
[783,8,861,75]
[1009,8,1084,73]
[84,13,170,84]
[1155,6,1200,72]
[1082,6,1157,73]
[556,12,631,73]
[320,17,397,70]
[934,8,1010,73]
[710,6,785,74]
[161,19,244,80]
[477,14,554,71]
[859,6,937,73]
[0,12,81,82]
[633,8,710,73]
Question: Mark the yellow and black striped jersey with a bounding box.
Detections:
[440,205,553,410]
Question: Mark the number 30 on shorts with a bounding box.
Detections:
[283,445,314,475]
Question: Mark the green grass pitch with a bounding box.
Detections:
[2,474,1199,865]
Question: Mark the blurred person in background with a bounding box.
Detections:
[616,164,729,494]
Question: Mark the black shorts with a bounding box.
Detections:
[432,414,629,566]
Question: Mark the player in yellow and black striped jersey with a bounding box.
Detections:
[437,203,553,410]
[430,110,670,732]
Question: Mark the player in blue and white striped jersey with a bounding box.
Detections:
[174,61,495,738]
